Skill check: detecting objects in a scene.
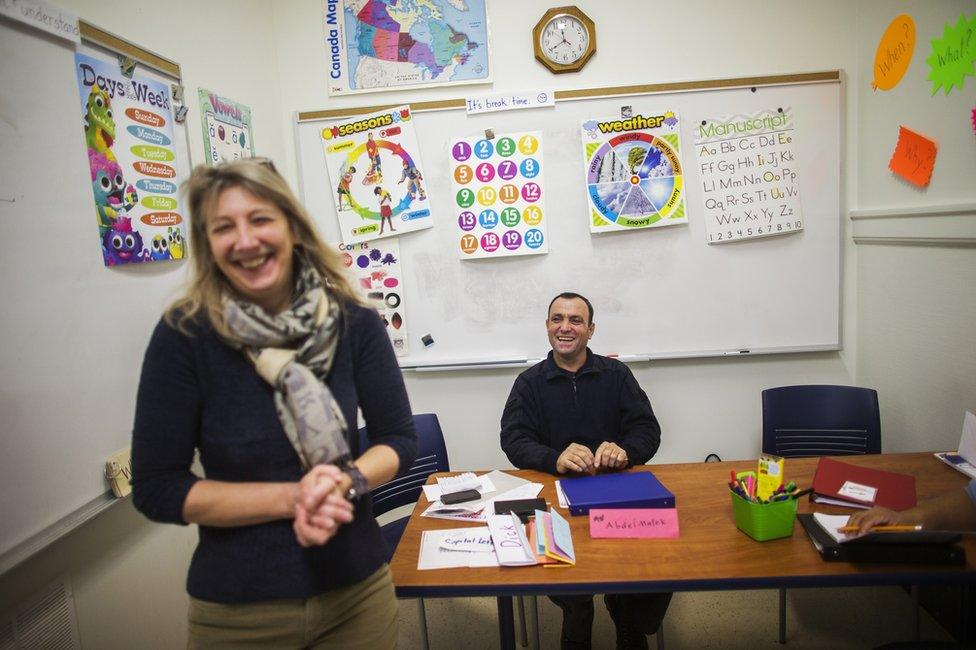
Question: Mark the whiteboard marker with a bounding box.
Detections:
[724,349,750,355]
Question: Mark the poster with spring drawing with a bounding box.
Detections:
[449,131,548,259]
[580,111,687,233]
[75,52,187,266]
[321,105,432,244]
[335,238,408,356]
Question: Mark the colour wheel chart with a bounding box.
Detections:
[581,112,688,233]
[449,130,548,259]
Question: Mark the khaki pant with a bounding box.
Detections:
[187,565,398,649]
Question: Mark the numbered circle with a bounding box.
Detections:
[499,184,520,205]
[458,210,477,231]
[478,208,499,229]
[460,233,479,255]
[456,188,475,208]
[454,164,473,184]
[523,205,543,226]
[480,232,500,253]
[452,141,472,162]
[502,230,523,250]
[524,228,544,249]
[474,139,494,159]
[497,159,518,181]
[496,137,516,157]
[500,207,521,227]
[520,158,539,179]
[521,182,541,203]
[518,134,538,155]
[476,186,497,206]
[475,162,495,182]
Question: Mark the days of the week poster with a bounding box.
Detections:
[320,105,432,244]
[75,52,187,266]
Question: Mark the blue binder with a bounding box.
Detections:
[560,471,675,516]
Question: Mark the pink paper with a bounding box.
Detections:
[589,508,680,539]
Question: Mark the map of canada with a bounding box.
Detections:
[328,0,490,94]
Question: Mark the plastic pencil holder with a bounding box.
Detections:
[730,491,798,541]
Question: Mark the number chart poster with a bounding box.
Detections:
[449,132,547,259]
[335,238,408,356]
[198,88,254,165]
[321,105,432,244]
[75,52,187,267]
[695,108,803,244]
[580,111,687,234]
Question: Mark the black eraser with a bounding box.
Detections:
[421,334,434,347]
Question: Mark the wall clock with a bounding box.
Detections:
[533,6,596,74]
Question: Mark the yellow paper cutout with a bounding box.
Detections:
[872,14,916,91]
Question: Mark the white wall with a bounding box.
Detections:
[7,1,973,647]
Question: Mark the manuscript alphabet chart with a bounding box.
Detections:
[449,131,549,259]
[695,107,804,244]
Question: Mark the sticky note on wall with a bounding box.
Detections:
[888,126,937,188]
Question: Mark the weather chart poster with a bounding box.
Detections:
[695,108,803,244]
[321,104,432,244]
[75,52,187,267]
[449,131,548,259]
[199,88,254,165]
[335,239,408,356]
[581,111,688,234]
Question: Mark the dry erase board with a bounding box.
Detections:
[295,73,842,367]
[0,21,191,569]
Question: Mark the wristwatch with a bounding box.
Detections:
[341,461,369,501]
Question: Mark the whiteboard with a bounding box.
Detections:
[296,73,842,368]
[0,21,191,566]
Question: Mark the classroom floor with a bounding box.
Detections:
[394,586,957,649]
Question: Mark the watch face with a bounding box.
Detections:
[540,14,590,65]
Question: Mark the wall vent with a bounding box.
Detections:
[3,577,80,649]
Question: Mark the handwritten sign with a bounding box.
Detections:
[926,12,976,96]
[0,0,79,43]
[589,508,680,539]
[888,126,937,188]
[872,14,915,91]
[466,90,555,115]
[439,527,493,553]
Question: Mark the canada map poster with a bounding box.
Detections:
[75,52,187,266]
[581,111,688,234]
[198,88,254,165]
[321,104,433,244]
[695,108,803,244]
[335,238,408,356]
[324,0,491,96]
[449,131,548,259]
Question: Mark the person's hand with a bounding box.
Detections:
[844,506,904,536]
[293,464,355,547]
[594,441,628,470]
[556,443,595,474]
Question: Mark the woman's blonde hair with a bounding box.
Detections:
[166,158,364,337]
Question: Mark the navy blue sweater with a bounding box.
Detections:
[131,302,416,603]
[500,350,661,474]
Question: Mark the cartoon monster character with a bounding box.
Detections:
[89,150,138,237]
[149,234,172,261]
[167,227,185,260]
[102,216,144,266]
[84,85,117,160]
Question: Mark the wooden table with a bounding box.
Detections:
[389,453,976,647]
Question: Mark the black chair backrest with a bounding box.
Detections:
[761,385,881,458]
[358,413,450,516]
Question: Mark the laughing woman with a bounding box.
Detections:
[131,159,416,649]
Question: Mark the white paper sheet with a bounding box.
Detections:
[418,529,500,570]
[420,470,541,522]
[422,474,497,501]
[487,514,536,566]
[811,512,856,544]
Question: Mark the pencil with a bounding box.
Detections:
[837,524,922,533]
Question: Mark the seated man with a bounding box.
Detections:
[846,479,976,533]
[500,292,672,650]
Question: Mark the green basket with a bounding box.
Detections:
[730,491,798,541]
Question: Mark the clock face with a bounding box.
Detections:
[539,14,590,65]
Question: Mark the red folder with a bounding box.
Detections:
[811,457,917,510]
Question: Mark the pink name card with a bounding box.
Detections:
[589,508,680,539]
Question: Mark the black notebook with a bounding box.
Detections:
[798,514,966,565]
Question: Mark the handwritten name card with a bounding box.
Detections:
[589,508,680,539]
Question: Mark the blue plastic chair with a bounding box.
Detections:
[359,413,449,650]
[761,384,881,644]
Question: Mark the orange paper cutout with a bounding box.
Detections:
[888,126,937,188]
[872,14,916,91]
